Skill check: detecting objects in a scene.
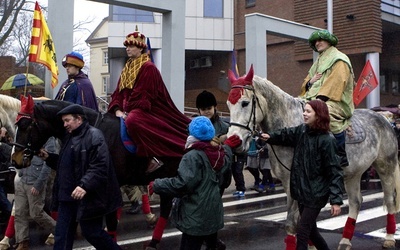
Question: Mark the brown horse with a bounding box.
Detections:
[11,98,183,249]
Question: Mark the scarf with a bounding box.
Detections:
[119,53,150,91]
[187,139,225,171]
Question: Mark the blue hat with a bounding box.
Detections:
[189,116,215,141]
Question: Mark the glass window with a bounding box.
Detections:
[246,0,256,7]
[102,76,109,94]
[103,51,108,65]
[111,6,154,22]
[380,75,387,93]
[204,0,223,18]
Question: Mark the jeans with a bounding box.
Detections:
[54,201,120,250]
[296,204,330,250]
[231,155,246,191]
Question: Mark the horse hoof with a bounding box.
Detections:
[146,213,158,226]
[382,239,396,249]
[0,243,10,250]
[337,243,352,250]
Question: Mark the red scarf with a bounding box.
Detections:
[189,142,225,171]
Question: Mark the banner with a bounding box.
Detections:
[147,37,154,63]
[231,49,239,78]
[353,60,378,106]
[29,1,59,88]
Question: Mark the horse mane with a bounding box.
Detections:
[0,94,21,112]
[251,75,305,130]
[0,95,21,137]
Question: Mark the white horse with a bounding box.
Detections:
[226,66,400,250]
[0,94,21,140]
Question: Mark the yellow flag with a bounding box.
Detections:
[29,1,59,88]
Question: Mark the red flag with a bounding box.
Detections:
[353,60,378,107]
[29,1,59,88]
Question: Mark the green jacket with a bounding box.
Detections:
[268,124,344,208]
[153,145,233,236]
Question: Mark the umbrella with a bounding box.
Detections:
[1,73,44,90]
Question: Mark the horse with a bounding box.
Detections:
[0,94,21,140]
[226,66,400,250]
[11,98,183,249]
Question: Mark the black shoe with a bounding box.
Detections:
[126,201,141,214]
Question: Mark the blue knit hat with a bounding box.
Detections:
[189,116,215,141]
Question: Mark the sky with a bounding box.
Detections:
[37,0,109,49]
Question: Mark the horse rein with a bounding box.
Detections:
[229,85,292,172]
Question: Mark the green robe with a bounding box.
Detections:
[300,46,355,134]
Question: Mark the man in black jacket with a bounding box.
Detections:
[40,104,121,250]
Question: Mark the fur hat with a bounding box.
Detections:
[62,51,84,69]
[123,31,147,49]
[57,104,85,117]
[188,116,215,141]
[196,90,217,109]
[308,30,338,52]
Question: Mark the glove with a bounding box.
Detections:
[224,135,242,149]
[148,181,154,196]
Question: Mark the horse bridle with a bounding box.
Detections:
[229,85,263,137]
[229,85,292,172]
[11,117,39,161]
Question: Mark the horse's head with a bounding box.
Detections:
[11,95,62,168]
[226,65,265,153]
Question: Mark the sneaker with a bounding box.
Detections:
[267,184,276,192]
[255,184,266,193]
[232,191,245,197]
[126,201,141,214]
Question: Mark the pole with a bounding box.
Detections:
[327,0,333,32]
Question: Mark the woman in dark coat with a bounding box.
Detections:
[261,100,344,250]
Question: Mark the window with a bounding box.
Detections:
[246,0,256,7]
[111,6,154,22]
[102,76,109,94]
[392,73,400,94]
[380,75,388,93]
[103,51,108,65]
[204,0,223,18]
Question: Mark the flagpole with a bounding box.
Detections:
[24,61,30,97]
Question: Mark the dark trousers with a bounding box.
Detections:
[296,204,329,250]
[231,155,246,191]
[54,201,120,250]
[180,232,218,250]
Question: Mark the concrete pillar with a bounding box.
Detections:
[366,52,380,108]
[47,0,74,99]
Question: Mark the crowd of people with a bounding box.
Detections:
[0,28,360,250]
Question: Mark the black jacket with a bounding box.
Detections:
[48,121,121,220]
[268,124,344,209]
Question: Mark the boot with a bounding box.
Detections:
[126,200,141,214]
[15,240,29,250]
[146,157,163,174]
[334,131,349,167]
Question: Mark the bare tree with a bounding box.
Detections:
[0,0,28,47]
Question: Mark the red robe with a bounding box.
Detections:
[108,61,190,157]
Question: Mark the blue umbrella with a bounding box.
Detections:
[1,73,44,90]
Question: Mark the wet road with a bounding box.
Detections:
[7,171,400,250]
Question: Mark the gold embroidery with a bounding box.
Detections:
[119,54,150,91]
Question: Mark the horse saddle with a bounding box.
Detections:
[345,116,366,144]
[120,117,137,153]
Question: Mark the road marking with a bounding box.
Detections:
[254,192,383,222]
[366,224,400,240]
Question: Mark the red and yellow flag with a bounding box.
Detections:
[353,60,378,107]
[29,1,59,88]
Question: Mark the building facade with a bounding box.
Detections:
[86,0,235,112]
[234,0,400,108]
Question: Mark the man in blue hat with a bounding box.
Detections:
[55,52,98,111]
